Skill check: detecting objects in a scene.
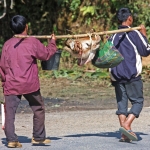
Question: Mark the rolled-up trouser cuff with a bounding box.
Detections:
[116,110,140,118]
[116,110,128,117]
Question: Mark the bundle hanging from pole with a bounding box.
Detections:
[13,26,142,68]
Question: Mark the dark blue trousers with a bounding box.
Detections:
[114,79,144,118]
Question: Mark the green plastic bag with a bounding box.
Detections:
[92,40,124,68]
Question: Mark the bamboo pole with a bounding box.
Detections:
[14,26,141,39]
[1,104,5,130]
[1,99,5,130]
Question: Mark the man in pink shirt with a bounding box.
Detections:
[0,15,57,148]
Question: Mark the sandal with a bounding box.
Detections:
[119,127,138,141]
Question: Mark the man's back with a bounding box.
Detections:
[109,25,150,83]
[0,36,57,95]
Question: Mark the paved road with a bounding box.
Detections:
[0,107,150,150]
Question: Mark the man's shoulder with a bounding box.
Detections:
[3,37,15,46]
[128,30,146,43]
[128,29,142,37]
[113,30,141,40]
[25,37,41,44]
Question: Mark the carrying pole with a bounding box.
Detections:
[14,26,141,39]
[1,100,5,130]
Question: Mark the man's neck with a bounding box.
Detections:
[20,31,27,35]
[122,22,130,26]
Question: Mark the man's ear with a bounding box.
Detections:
[128,16,133,22]
[25,24,28,32]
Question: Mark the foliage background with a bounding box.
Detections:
[0,0,150,80]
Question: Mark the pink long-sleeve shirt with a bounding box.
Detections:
[0,36,57,95]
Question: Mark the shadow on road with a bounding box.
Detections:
[64,131,148,142]
[1,136,62,147]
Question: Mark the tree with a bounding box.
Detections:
[0,0,13,19]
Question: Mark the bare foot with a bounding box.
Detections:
[122,123,131,131]
[121,134,129,140]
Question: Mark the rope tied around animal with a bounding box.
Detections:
[64,32,101,65]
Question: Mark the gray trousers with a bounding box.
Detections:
[4,90,46,142]
[114,79,144,118]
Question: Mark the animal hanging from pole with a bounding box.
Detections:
[64,33,101,65]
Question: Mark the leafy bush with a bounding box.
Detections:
[1,0,150,79]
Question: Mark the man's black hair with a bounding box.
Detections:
[116,8,132,23]
[10,15,27,34]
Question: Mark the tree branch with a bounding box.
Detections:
[0,0,7,19]
[10,0,13,9]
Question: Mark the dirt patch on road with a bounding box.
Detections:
[0,77,150,113]
[15,77,150,113]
